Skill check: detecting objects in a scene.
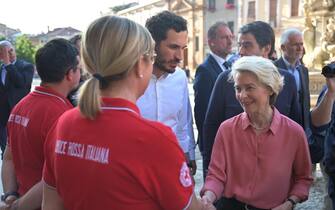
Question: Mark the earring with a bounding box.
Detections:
[139,74,143,78]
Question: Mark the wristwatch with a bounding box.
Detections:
[1,191,19,201]
[287,198,297,208]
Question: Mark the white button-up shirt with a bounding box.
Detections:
[210,52,229,72]
[282,56,301,91]
[137,67,196,159]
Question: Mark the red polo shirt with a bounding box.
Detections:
[7,86,73,195]
[43,98,193,210]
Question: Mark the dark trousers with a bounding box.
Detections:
[0,125,7,159]
[331,195,335,210]
[215,197,269,210]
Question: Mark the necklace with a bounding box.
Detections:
[249,109,274,131]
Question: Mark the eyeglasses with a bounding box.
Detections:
[143,52,157,64]
[65,63,81,75]
[218,35,235,40]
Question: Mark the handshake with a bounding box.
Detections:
[199,190,217,210]
[199,197,216,210]
[0,197,18,210]
[190,191,217,210]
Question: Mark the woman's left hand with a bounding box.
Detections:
[271,201,293,210]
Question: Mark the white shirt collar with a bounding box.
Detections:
[282,56,301,69]
[210,52,231,71]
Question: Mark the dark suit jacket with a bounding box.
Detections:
[274,57,310,130]
[202,68,301,172]
[193,54,223,154]
[0,59,34,126]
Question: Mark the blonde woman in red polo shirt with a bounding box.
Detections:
[201,56,313,210]
[42,16,215,210]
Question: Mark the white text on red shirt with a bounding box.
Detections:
[8,114,30,127]
[55,140,109,164]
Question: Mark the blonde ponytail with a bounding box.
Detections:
[79,15,154,119]
[78,78,101,119]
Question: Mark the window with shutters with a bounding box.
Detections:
[291,0,299,16]
[208,0,216,11]
[228,21,234,34]
[269,0,277,27]
[247,1,256,22]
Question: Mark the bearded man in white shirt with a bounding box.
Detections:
[137,11,197,175]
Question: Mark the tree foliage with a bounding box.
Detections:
[0,35,5,41]
[14,35,37,64]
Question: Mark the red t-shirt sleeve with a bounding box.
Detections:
[140,125,194,210]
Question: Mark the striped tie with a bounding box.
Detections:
[223,61,231,70]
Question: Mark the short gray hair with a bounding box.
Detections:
[230,56,284,105]
[207,21,228,40]
[0,40,13,48]
[280,28,302,45]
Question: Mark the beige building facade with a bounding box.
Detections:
[111,0,310,74]
[237,0,334,105]
[238,0,305,49]
[111,0,240,74]
[113,0,204,72]
[204,0,238,55]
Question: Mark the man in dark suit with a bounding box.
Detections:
[202,21,301,183]
[193,22,233,177]
[274,28,310,131]
[0,40,34,155]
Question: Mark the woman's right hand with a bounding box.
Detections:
[200,198,216,210]
[198,191,217,210]
[201,191,216,204]
[271,201,293,210]
[200,196,211,206]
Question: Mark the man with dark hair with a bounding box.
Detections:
[202,21,300,190]
[137,9,197,189]
[238,21,275,58]
[0,40,34,156]
[1,38,80,209]
[144,10,188,74]
[145,10,187,46]
[193,21,234,178]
